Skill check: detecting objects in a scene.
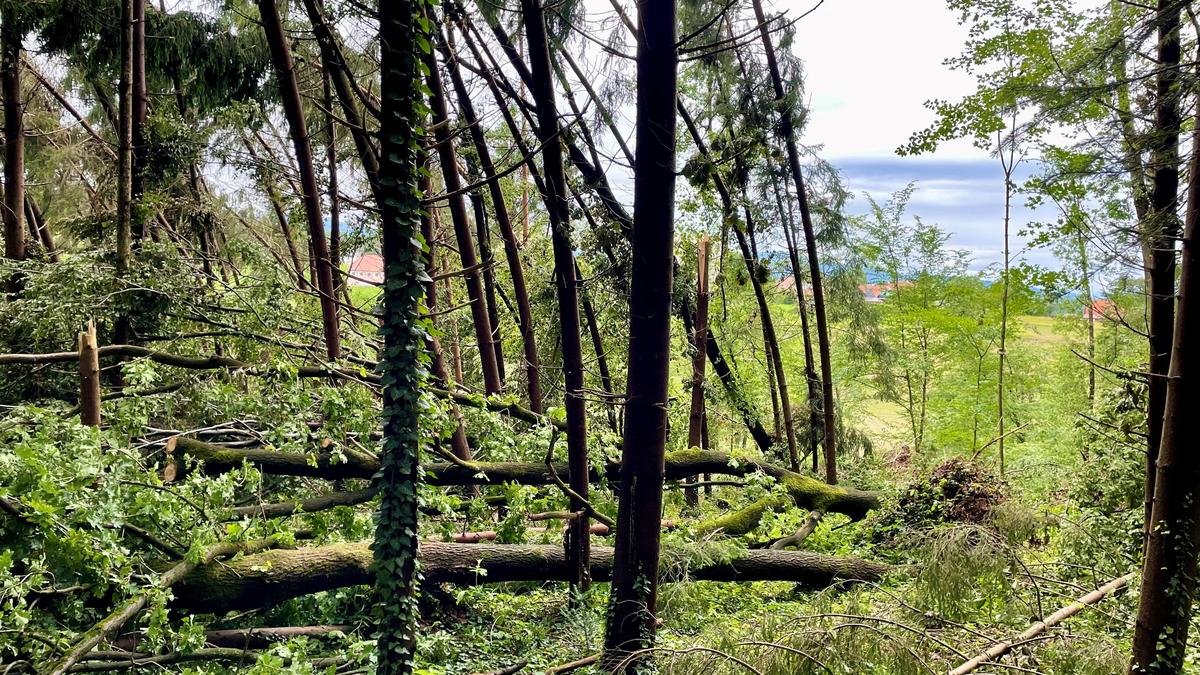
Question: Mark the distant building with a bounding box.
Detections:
[347,253,384,286]
[1084,299,1119,321]
[775,276,909,303]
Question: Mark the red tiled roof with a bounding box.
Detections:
[348,254,384,274]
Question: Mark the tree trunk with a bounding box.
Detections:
[471,193,506,382]
[78,321,101,427]
[300,0,382,205]
[604,0,677,666]
[1076,227,1095,407]
[677,106,784,464]
[115,0,132,273]
[257,0,341,362]
[169,439,881,519]
[1140,0,1182,542]
[735,222,797,469]
[322,64,343,297]
[440,22,541,410]
[773,173,821,470]
[131,0,147,242]
[521,0,590,595]
[374,0,428,668]
[470,13,772,453]
[685,236,711,507]
[169,542,889,615]
[579,260,619,432]
[998,158,1013,474]
[1,9,24,286]
[24,196,57,262]
[422,175,473,462]
[422,46,502,394]
[749,0,837,482]
[1129,83,1199,675]
[242,137,309,289]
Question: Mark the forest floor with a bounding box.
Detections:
[416,313,1136,674]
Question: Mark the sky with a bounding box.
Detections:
[784,0,1060,273]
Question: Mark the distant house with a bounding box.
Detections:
[775,275,909,303]
[347,253,384,286]
[1084,299,1119,321]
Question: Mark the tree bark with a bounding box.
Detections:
[422,175,473,462]
[749,0,837,482]
[467,13,772,454]
[300,0,382,205]
[441,23,543,409]
[604,0,677,665]
[257,0,341,362]
[422,46,502,394]
[521,0,591,594]
[169,542,890,614]
[685,236,710,507]
[78,322,101,427]
[166,440,881,518]
[773,171,821,471]
[322,62,343,297]
[471,193,506,382]
[738,209,799,470]
[1,9,25,285]
[242,137,309,289]
[131,0,147,242]
[1129,77,1200,675]
[1140,0,1182,544]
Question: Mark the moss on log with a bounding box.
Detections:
[170,542,890,613]
[171,440,880,519]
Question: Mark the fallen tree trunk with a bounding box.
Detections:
[113,624,352,652]
[170,541,890,613]
[171,440,880,519]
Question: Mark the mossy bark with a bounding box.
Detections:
[169,542,890,613]
[171,441,880,519]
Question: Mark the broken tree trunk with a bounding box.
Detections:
[685,235,711,507]
[78,321,101,427]
[168,541,890,613]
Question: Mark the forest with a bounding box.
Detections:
[0,0,1198,672]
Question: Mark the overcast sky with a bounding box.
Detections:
[784,0,1058,273]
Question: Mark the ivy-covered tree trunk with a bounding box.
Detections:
[521,0,591,595]
[1129,83,1200,675]
[373,0,429,670]
[257,0,342,362]
[603,0,677,666]
[1,7,25,288]
[749,0,837,483]
[422,46,502,395]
